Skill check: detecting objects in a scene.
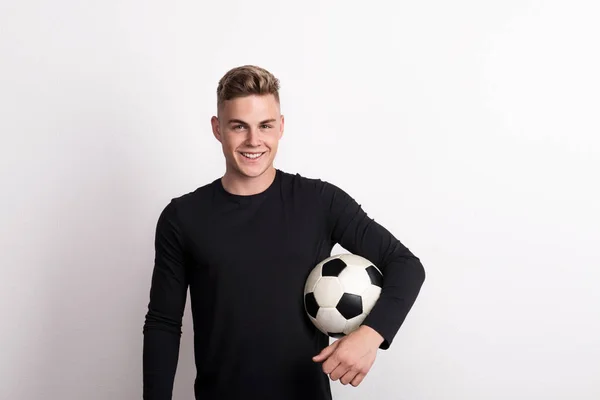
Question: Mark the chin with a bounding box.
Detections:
[234,163,270,178]
[233,154,274,178]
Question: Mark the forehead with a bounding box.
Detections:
[220,94,280,120]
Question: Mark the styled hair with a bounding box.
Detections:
[216,65,280,111]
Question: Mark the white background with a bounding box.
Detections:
[1,1,599,399]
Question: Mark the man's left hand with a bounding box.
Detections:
[312,325,384,387]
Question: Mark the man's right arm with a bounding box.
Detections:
[143,200,189,400]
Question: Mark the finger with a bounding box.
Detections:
[312,340,340,362]
[340,370,359,386]
[351,373,365,387]
[328,363,348,381]
[321,355,341,375]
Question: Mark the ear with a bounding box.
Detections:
[211,116,222,143]
[279,115,285,139]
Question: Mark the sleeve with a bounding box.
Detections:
[318,180,425,350]
[142,200,189,399]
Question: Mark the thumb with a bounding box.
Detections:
[312,340,340,362]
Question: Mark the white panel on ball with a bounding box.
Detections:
[313,277,343,308]
[337,265,370,295]
[310,316,326,334]
[316,307,347,334]
[361,285,381,313]
[343,314,365,335]
[304,264,322,293]
[339,253,373,268]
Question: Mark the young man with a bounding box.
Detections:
[142,65,426,400]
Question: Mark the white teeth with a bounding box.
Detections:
[242,152,263,159]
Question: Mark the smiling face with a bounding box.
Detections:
[211,94,284,181]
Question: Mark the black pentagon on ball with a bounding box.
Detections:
[366,265,383,287]
[322,258,347,277]
[336,293,363,319]
[304,292,319,319]
[329,332,345,339]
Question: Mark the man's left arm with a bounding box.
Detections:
[312,180,426,385]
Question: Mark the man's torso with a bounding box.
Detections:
[174,170,334,400]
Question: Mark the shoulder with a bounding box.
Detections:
[159,179,218,221]
[278,169,340,194]
[278,169,353,207]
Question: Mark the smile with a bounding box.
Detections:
[240,152,265,160]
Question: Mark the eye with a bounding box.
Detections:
[233,124,246,131]
[261,124,273,129]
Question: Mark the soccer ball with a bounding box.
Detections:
[303,253,383,338]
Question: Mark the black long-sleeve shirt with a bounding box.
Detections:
[142,169,425,399]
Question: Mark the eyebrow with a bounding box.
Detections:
[227,119,277,125]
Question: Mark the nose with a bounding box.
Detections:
[246,128,261,147]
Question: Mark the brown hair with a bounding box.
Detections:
[216,65,280,111]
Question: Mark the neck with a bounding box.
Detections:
[221,166,277,196]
